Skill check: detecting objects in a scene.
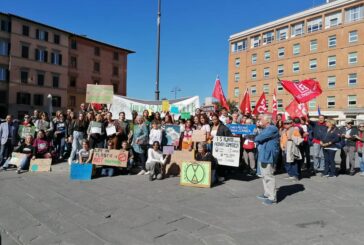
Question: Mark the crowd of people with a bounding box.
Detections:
[0,103,364,205]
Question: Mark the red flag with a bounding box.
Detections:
[280,79,322,103]
[212,77,230,111]
[239,89,251,115]
[271,89,278,121]
[92,103,103,111]
[285,100,308,119]
[252,92,268,115]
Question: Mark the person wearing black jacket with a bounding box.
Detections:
[309,115,327,173]
[320,119,340,177]
[339,120,358,175]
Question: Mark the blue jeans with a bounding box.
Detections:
[359,154,364,173]
[0,140,13,166]
[101,167,114,177]
[313,143,324,171]
[3,155,30,170]
[285,162,298,177]
[323,149,336,176]
[256,161,261,175]
[54,136,66,157]
[70,131,84,161]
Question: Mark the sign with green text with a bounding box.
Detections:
[18,126,36,138]
[86,84,114,104]
[92,148,127,167]
[181,112,191,120]
[180,161,211,188]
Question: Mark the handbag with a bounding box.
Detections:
[243,139,255,150]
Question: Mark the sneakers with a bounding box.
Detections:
[262,199,276,206]
[256,174,263,178]
[144,171,150,175]
[256,195,268,200]
[156,173,163,180]
[137,170,146,175]
[0,166,7,171]
[17,169,21,174]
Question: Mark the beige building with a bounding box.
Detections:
[0,13,133,118]
[228,0,364,120]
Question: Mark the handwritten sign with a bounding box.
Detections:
[106,126,116,136]
[163,146,174,155]
[212,136,240,167]
[30,159,52,172]
[90,121,102,134]
[86,84,114,104]
[18,126,36,138]
[162,100,170,112]
[181,112,191,120]
[8,152,27,167]
[180,161,211,188]
[192,130,206,142]
[227,124,256,135]
[164,150,195,176]
[70,163,94,181]
[92,148,127,167]
[164,125,180,146]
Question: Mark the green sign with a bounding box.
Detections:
[86,84,114,104]
[18,126,36,138]
[181,112,191,120]
[180,161,211,188]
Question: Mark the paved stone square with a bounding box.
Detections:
[1,163,364,245]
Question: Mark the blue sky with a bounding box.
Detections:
[2,0,326,102]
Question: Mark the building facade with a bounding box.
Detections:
[228,0,364,120]
[0,13,133,118]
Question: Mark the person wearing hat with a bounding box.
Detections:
[339,120,358,175]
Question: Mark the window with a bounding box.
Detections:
[0,67,8,81]
[251,36,261,48]
[234,88,239,98]
[52,96,62,107]
[234,72,240,82]
[52,75,59,88]
[20,71,28,83]
[348,52,358,64]
[16,92,31,105]
[94,47,100,56]
[21,45,29,58]
[113,66,119,76]
[325,12,342,28]
[0,40,9,56]
[327,96,336,108]
[345,5,364,23]
[309,59,317,70]
[276,27,288,41]
[37,73,44,86]
[307,17,322,33]
[35,49,48,62]
[328,35,336,48]
[328,76,336,88]
[235,58,240,67]
[36,29,48,41]
[348,73,357,86]
[264,51,270,61]
[348,95,357,108]
[263,84,269,94]
[251,86,257,95]
[251,101,256,109]
[70,56,77,68]
[251,53,257,64]
[277,81,283,92]
[22,25,29,36]
[69,96,76,107]
[277,65,284,76]
[71,39,77,49]
[0,20,11,32]
[293,43,300,55]
[93,62,100,72]
[310,40,318,52]
[278,47,285,58]
[231,40,247,52]
[309,99,316,109]
[113,52,119,60]
[251,70,257,79]
[51,52,62,65]
[277,99,283,110]
[33,94,44,106]
[349,30,358,43]
[293,62,300,73]
[70,77,76,87]
[54,34,60,44]
[263,68,270,78]
[328,56,336,68]
[291,22,304,37]
[263,31,274,45]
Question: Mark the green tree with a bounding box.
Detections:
[212,100,238,114]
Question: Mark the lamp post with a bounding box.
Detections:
[155,0,161,100]
[171,86,181,99]
[47,94,53,116]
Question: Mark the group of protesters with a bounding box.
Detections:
[0,103,364,205]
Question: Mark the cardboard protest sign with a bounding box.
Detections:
[162,100,170,112]
[30,159,52,172]
[164,150,195,176]
[192,130,206,142]
[180,161,211,188]
[162,146,174,155]
[86,84,114,104]
[181,112,191,120]
[227,124,256,135]
[106,126,116,136]
[212,136,240,167]
[18,126,36,138]
[89,121,102,134]
[170,106,179,114]
[92,148,127,167]
[8,152,27,167]
[164,125,181,146]
[70,163,94,181]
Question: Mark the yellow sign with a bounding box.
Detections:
[162,100,170,112]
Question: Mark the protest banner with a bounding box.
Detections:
[162,100,170,112]
[192,130,206,142]
[181,112,191,120]
[180,161,211,188]
[30,159,52,172]
[106,125,116,136]
[18,126,36,138]
[70,163,94,181]
[164,125,181,146]
[86,84,114,104]
[8,152,27,167]
[92,148,127,167]
[162,146,174,155]
[227,124,256,135]
[164,150,195,176]
[212,136,240,167]
[89,121,102,134]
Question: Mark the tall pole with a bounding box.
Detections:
[155,0,161,100]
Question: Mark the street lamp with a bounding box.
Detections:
[171,86,181,99]
[47,94,53,116]
[155,0,161,100]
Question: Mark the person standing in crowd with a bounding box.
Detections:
[115,112,130,149]
[87,113,106,149]
[0,115,18,167]
[142,110,151,131]
[310,115,327,175]
[340,120,358,175]
[300,117,312,174]
[79,103,88,115]
[149,121,162,146]
[35,112,54,139]
[254,114,280,206]
[292,117,305,178]
[243,118,257,176]
[354,122,364,176]
[146,141,169,181]
[320,119,340,177]
[193,115,201,130]
[31,110,40,124]
[53,113,67,160]
[181,119,193,150]
[105,112,119,149]
[68,113,87,164]
[132,115,149,175]
[219,108,229,125]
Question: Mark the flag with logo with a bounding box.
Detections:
[280,79,322,103]
[285,100,308,119]
[239,89,251,115]
[212,76,230,111]
[252,92,268,115]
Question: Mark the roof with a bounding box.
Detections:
[0,12,135,54]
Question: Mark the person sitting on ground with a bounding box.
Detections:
[32,130,52,159]
[195,142,217,184]
[78,140,93,164]
[146,141,169,181]
[120,140,134,173]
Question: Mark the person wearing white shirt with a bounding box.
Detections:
[146,141,169,181]
[149,121,162,145]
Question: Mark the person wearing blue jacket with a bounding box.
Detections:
[254,114,280,206]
